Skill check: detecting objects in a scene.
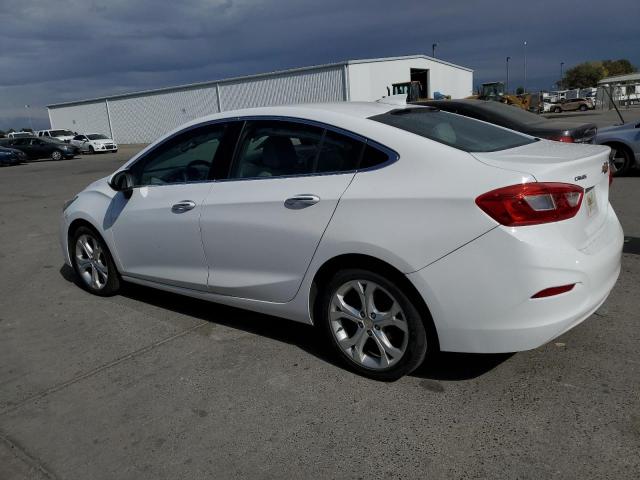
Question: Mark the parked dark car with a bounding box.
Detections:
[412,99,598,144]
[7,136,78,160]
[0,145,27,166]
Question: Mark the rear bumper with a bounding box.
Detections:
[407,206,623,353]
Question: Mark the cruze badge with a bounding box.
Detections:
[574,174,587,181]
[602,162,609,174]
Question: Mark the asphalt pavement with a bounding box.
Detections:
[0,145,638,479]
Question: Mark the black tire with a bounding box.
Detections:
[51,150,63,161]
[70,226,120,296]
[554,106,562,113]
[579,104,587,111]
[317,268,429,381]
[89,146,95,154]
[609,144,633,177]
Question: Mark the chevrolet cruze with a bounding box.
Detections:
[60,100,623,380]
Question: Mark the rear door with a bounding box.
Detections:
[200,119,365,303]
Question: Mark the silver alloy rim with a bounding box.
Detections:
[52,151,62,160]
[75,234,108,290]
[329,280,409,370]
[610,149,626,171]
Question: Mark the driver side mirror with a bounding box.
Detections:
[109,170,134,199]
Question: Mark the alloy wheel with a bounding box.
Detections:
[329,279,409,370]
[52,150,62,161]
[610,148,629,174]
[75,234,108,290]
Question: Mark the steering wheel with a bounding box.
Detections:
[162,160,210,183]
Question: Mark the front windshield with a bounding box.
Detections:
[87,134,108,140]
[50,130,74,136]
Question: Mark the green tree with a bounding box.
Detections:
[602,59,636,77]
[515,86,524,95]
[562,62,606,89]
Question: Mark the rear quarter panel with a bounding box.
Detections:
[312,128,534,274]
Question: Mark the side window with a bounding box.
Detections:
[130,124,225,186]
[230,121,323,179]
[73,135,83,141]
[315,130,364,174]
[360,144,390,169]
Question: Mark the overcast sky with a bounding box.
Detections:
[1,0,639,130]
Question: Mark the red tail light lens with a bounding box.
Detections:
[531,284,575,298]
[476,183,584,226]
[548,135,574,143]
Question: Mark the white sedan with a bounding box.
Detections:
[70,133,118,153]
[60,100,623,380]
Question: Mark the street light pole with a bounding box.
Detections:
[432,43,438,58]
[523,41,527,93]
[560,62,564,89]
[506,56,511,93]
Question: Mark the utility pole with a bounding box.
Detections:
[432,43,438,58]
[560,62,564,89]
[506,56,511,93]
[523,41,527,93]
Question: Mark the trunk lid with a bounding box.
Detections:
[472,140,612,248]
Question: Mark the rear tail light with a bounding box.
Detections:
[475,182,584,226]
[531,284,575,298]
[548,135,574,143]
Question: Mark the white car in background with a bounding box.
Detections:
[60,100,623,380]
[70,133,118,154]
[37,129,76,142]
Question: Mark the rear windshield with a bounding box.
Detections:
[370,108,536,152]
[50,130,74,136]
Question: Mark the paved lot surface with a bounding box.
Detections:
[1,145,638,479]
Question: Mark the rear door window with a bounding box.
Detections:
[370,108,535,152]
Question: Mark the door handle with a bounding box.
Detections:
[171,200,196,213]
[284,194,320,210]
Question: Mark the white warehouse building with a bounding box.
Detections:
[47,54,473,144]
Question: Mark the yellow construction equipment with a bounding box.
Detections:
[469,82,533,111]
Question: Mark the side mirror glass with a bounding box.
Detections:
[109,170,134,198]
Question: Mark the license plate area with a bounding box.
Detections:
[585,186,597,217]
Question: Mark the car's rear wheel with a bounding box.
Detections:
[579,104,587,111]
[609,144,633,176]
[318,269,428,381]
[70,226,120,296]
[51,150,63,161]
[554,106,562,113]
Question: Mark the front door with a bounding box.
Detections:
[201,119,367,303]
[109,123,227,290]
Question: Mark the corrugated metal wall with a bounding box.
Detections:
[49,65,345,144]
[109,86,219,144]
[219,66,345,110]
[48,101,111,138]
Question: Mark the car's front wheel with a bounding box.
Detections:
[579,104,588,111]
[70,226,120,296]
[318,269,428,381]
[554,106,562,113]
[51,150,63,161]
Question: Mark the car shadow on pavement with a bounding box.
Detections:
[60,264,513,382]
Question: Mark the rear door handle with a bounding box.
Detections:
[284,194,320,209]
[171,200,196,213]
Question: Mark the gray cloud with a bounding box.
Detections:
[0,0,638,130]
